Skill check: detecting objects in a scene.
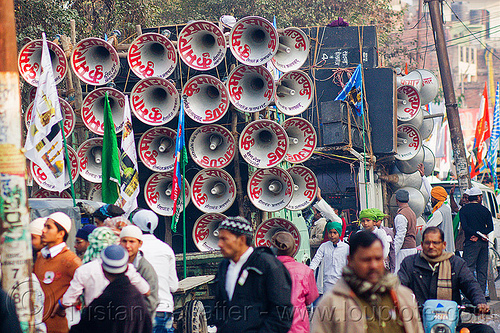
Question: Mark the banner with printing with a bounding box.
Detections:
[119,96,139,214]
[24,33,66,192]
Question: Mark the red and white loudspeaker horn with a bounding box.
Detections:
[397,70,423,91]
[31,188,72,199]
[128,33,177,79]
[255,218,301,256]
[380,166,422,190]
[271,27,310,72]
[192,213,227,252]
[389,186,426,218]
[70,38,120,86]
[144,171,191,216]
[31,146,79,191]
[18,39,67,86]
[81,87,125,135]
[275,70,313,116]
[286,166,318,211]
[397,85,421,122]
[138,127,177,172]
[183,75,230,123]
[227,65,275,113]
[131,77,179,126]
[77,138,103,183]
[27,86,37,103]
[415,69,438,105]
[398,70,438,106]
[395,145,424,174]
[395,124,422,161]
[399,107,423,129]
[25,98,75,138]
[229,16,278,66]
[191,168,236,213]
[248,167,294,212]
[420,108,435,140]
[282,117,316,164]
[178,21,226,71]
[239,119,289,169]
[87,183,102,202]
[188,124,235,169]
[422,146,435,177]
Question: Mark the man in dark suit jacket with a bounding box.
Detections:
[211,216,293,333]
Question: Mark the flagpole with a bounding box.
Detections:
[60,120,76,207]
[182,153,187,279]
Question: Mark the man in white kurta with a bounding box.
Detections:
[426,186,455,253]
[310,221,349,294]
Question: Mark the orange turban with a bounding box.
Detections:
[431,186,448,213]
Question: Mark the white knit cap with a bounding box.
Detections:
[47,212,72,233]
[101,245,129,274]
[29,217,47,236]
[468,187,482,196]
[120,225,143,242]
[132,210,158,233]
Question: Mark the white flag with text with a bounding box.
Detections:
[119,96,139,214]
[24,33,66,192]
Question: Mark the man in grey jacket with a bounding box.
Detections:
[120,225,159,320]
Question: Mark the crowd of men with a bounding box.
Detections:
[13,205,178,333]
[1,173,497,333]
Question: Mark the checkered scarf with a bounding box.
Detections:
[82,227,118,264]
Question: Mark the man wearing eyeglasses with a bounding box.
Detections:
[398,227,492,333]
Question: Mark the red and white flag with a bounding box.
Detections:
[470,83,491,178]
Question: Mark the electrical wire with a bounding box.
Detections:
[431,1,500,61]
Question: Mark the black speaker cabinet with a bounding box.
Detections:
[322,122,364,149]
[363,68,397,154]
[301,26,378,69]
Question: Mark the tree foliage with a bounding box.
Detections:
[15,0,404,61]
[157,0,405,62]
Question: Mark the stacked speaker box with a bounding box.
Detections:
[301,26,378,69]
[298,26,389,152]
[320,100,363,149]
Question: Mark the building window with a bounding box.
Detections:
[466,47,469,62]
[460,46,464,62]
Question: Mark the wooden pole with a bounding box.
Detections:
[426,0,471,193]
[0,0,35,330]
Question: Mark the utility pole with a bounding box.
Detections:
[0,0,35,331]
[416,0,423,68]
[426,0,471,192]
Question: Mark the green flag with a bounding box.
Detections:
[102,92,121,204]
